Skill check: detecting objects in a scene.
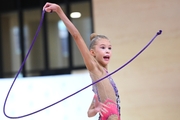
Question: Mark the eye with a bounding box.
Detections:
[108,47,112,50]
[100,46,105,49]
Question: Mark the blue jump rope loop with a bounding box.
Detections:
[3,10,162,119]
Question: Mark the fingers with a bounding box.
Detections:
[99,112,103,117]
[43,2,54,13]
[99,106,108,117]
[100,103,109,113]
[101,106,108,113]
[93,94,112,116]
[101,102,110,109]
[93,95,110,116]
[43,2,50,11]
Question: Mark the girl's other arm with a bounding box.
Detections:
[87,98,98,117]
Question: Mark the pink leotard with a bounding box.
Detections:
[92,72,121,120]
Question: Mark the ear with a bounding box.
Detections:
[90,49,95,57]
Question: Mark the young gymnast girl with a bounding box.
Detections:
[43,2,120,120]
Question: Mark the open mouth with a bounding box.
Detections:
[103,55,110,61]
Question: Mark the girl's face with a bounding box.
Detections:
[91,39,112,67]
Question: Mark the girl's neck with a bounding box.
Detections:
[99,62,108,71]
[103,66,108,71]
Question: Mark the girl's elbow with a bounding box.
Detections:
[87,110,97,118]
[71,31,80,40]
[87,111,92,117]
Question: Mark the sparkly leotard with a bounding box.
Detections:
[92,73,120,120]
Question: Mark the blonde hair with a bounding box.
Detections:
[89,33,109,49]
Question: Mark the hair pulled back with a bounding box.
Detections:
[89,33,109,49]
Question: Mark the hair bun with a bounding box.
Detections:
[90,33,98,41]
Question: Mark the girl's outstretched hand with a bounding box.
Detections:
[43,2,60,13]
[94,94,110,117]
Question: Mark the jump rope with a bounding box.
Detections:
[3,10,162,119]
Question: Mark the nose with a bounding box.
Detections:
[105,48,110,53]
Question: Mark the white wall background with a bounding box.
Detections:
[0,71,98,120]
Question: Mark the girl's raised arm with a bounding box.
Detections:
[43,2,96,71]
